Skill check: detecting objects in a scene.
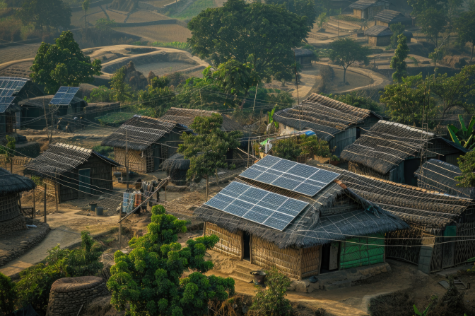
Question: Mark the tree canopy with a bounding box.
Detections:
[17,0,71,30]
[456,151,475,188]
[455,9,475,61]
[30,31,102,94]
[188,0,311,81]
[107,205,235,316]
[329,38,370,84]
[266,0,316,27]
[390,34,409,83]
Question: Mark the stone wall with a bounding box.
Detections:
[46,276,109,316]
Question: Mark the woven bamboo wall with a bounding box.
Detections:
[114,148,153,173]
[330,127,356,157]
[77,156,114,199]
[0,193,21,222]
[251,236,301,280]
[348,161,390,180]
[301,246,322,278]
[455,222,475,265]
[205,223,242,258]
[386,227,424,265]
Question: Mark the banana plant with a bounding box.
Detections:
[267,106,279,133]
[447,115,475,150]
[413,295,437,316]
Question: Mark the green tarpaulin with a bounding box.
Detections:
[339,233,385,269]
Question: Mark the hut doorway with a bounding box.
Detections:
[243,232,251,260]
[320,242,339,273]
[404,158,420,186]
[78,169,91,194]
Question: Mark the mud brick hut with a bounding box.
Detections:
[340,121,468,186]
[194,155,407,280]
[0,168,35,236]
[274,93,383,157]
[365,25,392,46]
[293,48,315,67]
[414,159,475,199]
[101,115,189,173]
[374,9,412,27]
[0,77,44,139]
[24,143,119,203]
[309,162,475,274]
[161,107,242,132]
[162,153,190,185]
[350,0,389,19]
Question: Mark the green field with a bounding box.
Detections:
[171,0,216,20]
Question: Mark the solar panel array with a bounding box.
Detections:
[50,87,80,105]
[240,156,340,197]
[205,181,309,231]
[0,77,28,112]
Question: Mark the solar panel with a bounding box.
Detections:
[0,78,28,112]
[240,155,340,197]
[205,181,308,231]
[50,87,80,105]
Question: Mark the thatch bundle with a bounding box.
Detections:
[0,168,35,196]
[162,153,190,185]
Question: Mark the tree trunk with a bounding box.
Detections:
[343,67,347,84]
[206,176,209,202]
[215,169,219,185]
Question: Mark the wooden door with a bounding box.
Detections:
[78,168,91,197]
[329,242,340,270]
[442,226,456,269]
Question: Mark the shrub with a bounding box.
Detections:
[0,272,17,315]
[271,138,302,161]
[299,135,332,158]
[92,145,114,157]
[66,231,103,277]
[249,267,292,316]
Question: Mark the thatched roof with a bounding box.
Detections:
[273,93,381,141]
[24,143,120,179]
[374,10,411,23]
[18,96,85,107]
[162,153,190,172]
[340,121,468,175]
[293,48,314,57]
[365,25,392,37]
[101,115,184,151]
[0,168,35,195]
[194,156,408,249]
[161,107,242,132]
[415,159,474,199]
[308,161,474,231]
[350,0,388,10]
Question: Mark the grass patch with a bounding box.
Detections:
[335,14,362,22]
[170,0,215,20]
[134,40,190,51]
[96,112,135,127]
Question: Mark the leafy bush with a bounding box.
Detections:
[271,138,302,161]
[92,145,114,157]
[66,231,103,277]
[149,41,191,51]
[0,272,17,315]
[299,135,332,158]
[249,267,292,316]
[107,204,235,316]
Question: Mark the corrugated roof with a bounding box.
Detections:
[374,9,411,23]
[365,25,392,37]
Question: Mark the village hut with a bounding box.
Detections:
[194,155,408,280]
[350,0,389,19]
[365,25,392,46]
[162,153,190,186]
[0,77,44,139]
[0,168,36,236]
[101,115,189,173]
[274,93,383,157]
[18,96,87,130]
[161,107,242,132]
[414,159,475,199]
[340,121,468,185]
[293,48,315,67]
[309,161,475,273]
[374,9,412,27]
[24,143,120,203]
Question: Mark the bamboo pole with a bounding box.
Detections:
[44,183,47,223]
[55,180,58,213]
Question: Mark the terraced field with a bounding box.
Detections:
[171,0,215,19]
[113,24,191,42]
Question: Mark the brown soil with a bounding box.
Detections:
[112,24,191,42]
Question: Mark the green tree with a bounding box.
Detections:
[389,23,405,48]
[107,204,235,316]
[65,231,103,277]
[178,114,242,200]
[95,18,116,31]
[110,66,134,102]
[212,59,260,108]
[30,31,102,94]
[17,0,71,30]
[390,34,409,83]
[413,6,447,46]
[249,267,292,316]
[380,74,436,127]
[271,138,302,161]
[329,38,370,84]
[299,135,332,158]
[316,12,328,30]
[0,134,16,163]
[188,0,311,82]
[0,272,17,315]
[455,10,475,62]
[138,85,175,117]
[266,0,316,27]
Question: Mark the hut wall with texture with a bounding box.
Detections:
[251,236,302,280]
[114,147,153,173]
[76,155,114,199]
[329,127,356,157]
[205,222,243,259]
[348,161,390,181]
[301,245,322,278]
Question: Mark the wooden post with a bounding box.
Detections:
[33,187,36,218]
[10,158,12,173]
[126,129,129,190]
[206,176,209,201]
[164,185,167,201]
[44,183,47,223]
[55,181,58,213]
[247,135,250,168]
[119,198,122,249]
